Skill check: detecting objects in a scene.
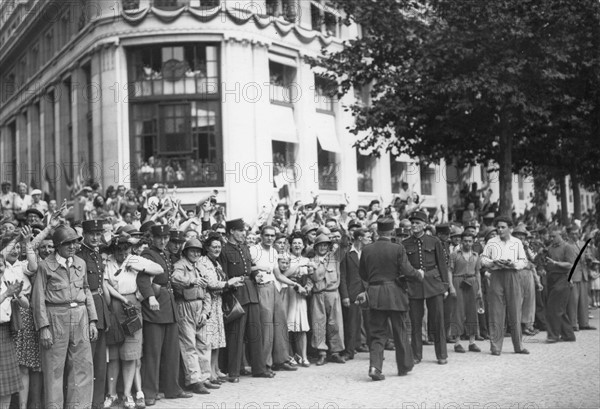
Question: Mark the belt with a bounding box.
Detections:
[313,288,338,294]
[90,288,103,296]
[424,266,438,271]
[370,280,396,285]
[46,301,86,308]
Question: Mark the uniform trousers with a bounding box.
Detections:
[90,329,106,409]
[546,273,575,341]
[225,302,266,377]
[176,300,211,386]
[568,280,590,330]
[409,295,447,360]
[310,290,345,353]
[41,305,93,409]
[488,270,524,353]
[478,273,490,337]
[443,296,455,340]
[342,303,362,356]
[142,321,183,399]
[519,270,536,327]
[369,309,413,374]
[257,282,289,366]
[534,274,548,330]
[449,277,479,337]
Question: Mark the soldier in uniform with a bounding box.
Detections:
[137,224,192,406]
[218,218,272,382]
[403,211,450,365]
[357,217,424,380]
[32,225,98,409]
[166,229,186,264]
[77,219,111,409]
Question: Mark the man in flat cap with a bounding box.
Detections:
[403,210,450,365]
[137,224,192,405]
[218,219,271,382]
[357,217,424,380]
[77,219,111,409]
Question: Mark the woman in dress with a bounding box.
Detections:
[104,232,163,409]
[282,232,313,367]
[2,227,39,409]
[197,233,244,383]
[0,253,29,409]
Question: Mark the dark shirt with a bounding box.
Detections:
[546,241,577,275]
[137,245,178,323]
[403,234,449,298]
[77,243,108,329]
[219,240,259,305]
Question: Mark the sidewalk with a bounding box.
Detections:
[153,313,600,409]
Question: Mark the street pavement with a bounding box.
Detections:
[152,314,600,409]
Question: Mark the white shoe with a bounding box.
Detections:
[103,395,118,409]
[124,396,135,409]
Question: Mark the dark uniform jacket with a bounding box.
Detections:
[219,240,259,306]
[403,234,449,299]
[77,244,109,330]
[339,248,365,303]
[137,245,178,323]
[358,237,422,311]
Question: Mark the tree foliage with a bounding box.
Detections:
[316,0,600,216]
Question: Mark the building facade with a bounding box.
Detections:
[0,0,594,221]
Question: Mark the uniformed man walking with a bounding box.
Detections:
[403,211,450,365]
[32,225,98,409]
[357,217,424,380]
[137,224,192,406]
[77,219,111,409]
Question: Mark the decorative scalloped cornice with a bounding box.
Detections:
[121,3,337,47]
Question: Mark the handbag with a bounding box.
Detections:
[222,293,245,324]
[121,304,143,336]
[105,310,125,346]
[10,299,23,333]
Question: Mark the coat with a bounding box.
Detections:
[358,237,422,311]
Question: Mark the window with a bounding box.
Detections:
[324,11,338,37]
[123,0,140,10]
[30,45,39,78]
[17,58,26,86]
[266,0,280,16]
[272,141,297,189]
[45,30,54,64]
[154,0,187,10]
[420,164,435,196]
[314,76,336,112]
[3,71,16,101]
[317,140,338,190]
[518,174,525,200]
[269,61,296,104]
[311,3,322,32]
[132,101,222,187]
[390,158,408,194]
[356,149,375,192]
[129,43,219,97]
[60,12,71,48]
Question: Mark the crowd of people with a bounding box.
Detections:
[0,179,599,408]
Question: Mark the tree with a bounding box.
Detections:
[315,0,600,217]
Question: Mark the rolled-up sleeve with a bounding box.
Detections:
[32,264,49,330]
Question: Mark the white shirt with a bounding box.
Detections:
[481,235,527,270]
[250,244,278,284]
[105,254,159,295]
[0,261,32,323]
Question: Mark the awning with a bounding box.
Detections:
[270,104,298,143]
[268,53,297,67]
[315,113,341,153]
[310,0,339,16]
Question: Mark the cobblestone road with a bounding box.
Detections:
[153,314,600,409]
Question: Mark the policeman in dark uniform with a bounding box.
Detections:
[77,219,111,409]
[403,211,450,365]
[137,224,192,406]
[357,217,424,380]
[436,224,453,343]
[166,229,186,264]
[219,218,271,383]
